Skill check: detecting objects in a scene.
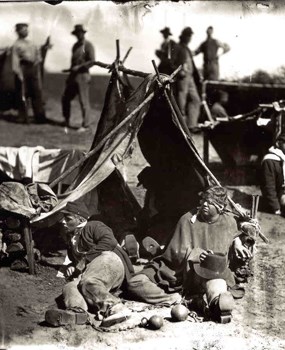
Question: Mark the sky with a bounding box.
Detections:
[1,1,285,79]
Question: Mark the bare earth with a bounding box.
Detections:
[0,95,284,350]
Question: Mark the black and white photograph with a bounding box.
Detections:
[0,1,284,349]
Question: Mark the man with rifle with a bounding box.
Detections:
[62,25,95,132]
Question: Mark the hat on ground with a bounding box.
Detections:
[71,24,87,35]
[193,252,228,280]
[180,27,194,38]
[61,201,89,220]
[160,27,172,36]
[15,23,28,32]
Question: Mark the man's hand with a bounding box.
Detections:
[233,237,253,260]
[64,266,75,278]
[71,65,80,73]
[199,249,214,262]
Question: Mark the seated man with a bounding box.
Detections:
[45,201,134,327]
[261,133,285,215]
[210,90,242,122]
[127,186,253,323]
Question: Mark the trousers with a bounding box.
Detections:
[61,72,92,128]
[15,64,46,123]
[62,251,125,315]
[175,76,201,129]
[127,273,182,305]
[203,61,219,81]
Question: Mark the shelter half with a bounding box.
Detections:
[31,67,209,246]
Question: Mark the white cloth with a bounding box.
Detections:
[0,146,84,184]
[0,146,44,180]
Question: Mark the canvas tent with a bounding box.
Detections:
[30,62,213,246]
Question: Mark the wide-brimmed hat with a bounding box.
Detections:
[160,27,172,36]
[15,23,28,32]
[61,201,89,220]
[193,252,229,280]
[180,27,194,38]
[71,24,87,35]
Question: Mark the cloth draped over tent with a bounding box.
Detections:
[31,69,208,241]
[31,73,156,225]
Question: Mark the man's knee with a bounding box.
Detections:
[128,274,148,291]
[205,279,227,305]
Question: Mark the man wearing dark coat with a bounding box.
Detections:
[155,27,177,75]
[127,186,253,322]
[261,133,285,215]
[62,25,95,132]
[45,201,134,328]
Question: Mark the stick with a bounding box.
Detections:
[63,60,149,78]
[122,47,133,64]
[151,60,269,243]
[116,39,120,61]
[50,65,182,189]
[49,91,155,188]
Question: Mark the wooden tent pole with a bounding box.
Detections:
[151,60,269,243]
[50,66,182,189]
[116,39,120,61]
[49,91,155,188]
[63,60,149,78]
[122,47,133,64]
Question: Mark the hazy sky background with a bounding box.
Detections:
[1,1,285,79]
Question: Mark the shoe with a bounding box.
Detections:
[142,236,162,257]
[123,234,139,262]
[210,292,234,324]
[45,308,88,327]
[100,304,132,328]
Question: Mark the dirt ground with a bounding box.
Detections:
[0,93,285,350]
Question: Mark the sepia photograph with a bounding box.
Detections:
[0,1,284,349]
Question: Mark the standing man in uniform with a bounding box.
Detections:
[155,27,177,75]
[62,25,95,132]
[173,27,201,133]
[194,26,230,81]
[12,23,48,124]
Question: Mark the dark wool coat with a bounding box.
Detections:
[67,220,134,281]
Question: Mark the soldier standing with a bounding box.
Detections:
[173,27,201,133]
[194,26,230,81]
[62,25,95,132]
[155,27,177,75]
[12,23,48,124]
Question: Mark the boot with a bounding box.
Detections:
[45,308,89,327]
[209,292,234,324]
